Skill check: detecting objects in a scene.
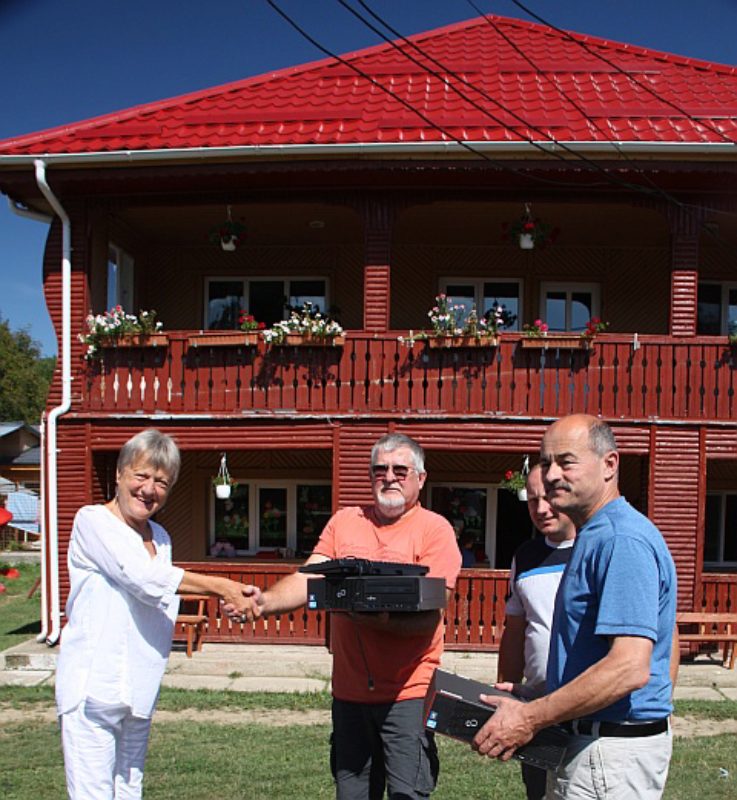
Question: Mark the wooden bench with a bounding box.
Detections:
[677,612,737,669]
[176,593,209,658]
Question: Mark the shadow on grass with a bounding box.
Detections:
[8,621,41,635]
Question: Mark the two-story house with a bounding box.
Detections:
[1,13,735,648]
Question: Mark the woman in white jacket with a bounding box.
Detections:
[56,429,256,799]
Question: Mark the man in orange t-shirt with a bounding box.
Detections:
[234,433,461,799]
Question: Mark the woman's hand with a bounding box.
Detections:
[221,582,264,622]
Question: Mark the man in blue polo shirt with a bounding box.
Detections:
[473,414,677,799]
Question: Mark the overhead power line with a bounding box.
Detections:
[263,0,734,227]
[460,0,684,210]
[264,0,614,189]
[346,0,682,204]
[506,0,737,146]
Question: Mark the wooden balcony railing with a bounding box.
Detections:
[82,332,737,422]
[174,563,510,650]
[173,563,736,651]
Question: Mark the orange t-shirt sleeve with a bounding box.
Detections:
[419,515,461,590]
[312,509,341,559]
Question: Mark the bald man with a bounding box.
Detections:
[475,415,677,800]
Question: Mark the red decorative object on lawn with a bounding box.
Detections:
[0,567,20,579]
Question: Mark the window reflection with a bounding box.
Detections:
[297,484,332,556]
[571,293,593,332]
[259,487,287,548]
[213,484,249,552]
[483,282,520,331]
[207,281,244,329]
[545,292,567,330]
[430,486,487,567]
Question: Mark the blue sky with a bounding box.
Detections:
[2,0,736,356]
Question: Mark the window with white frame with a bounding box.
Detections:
[210,480,332,557]
[205,277,329,330]
[440,279,521,331]
[427,482,535,568]
[697,282,737,335]
[539,283,600,332]
[704,492,737,568]
[107,244,134,311]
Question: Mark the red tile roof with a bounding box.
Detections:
[2,14,737,157]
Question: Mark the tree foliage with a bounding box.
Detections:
[0,315,55,423]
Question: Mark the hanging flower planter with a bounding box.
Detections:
[208,205,246,252]
[499,455,531,501]
[518,232,535,250]
[503,203,558,250]
[212,453,236,500]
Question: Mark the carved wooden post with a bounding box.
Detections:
[648,425,704,610]
[665,205,706,337]
[360,197,396,333]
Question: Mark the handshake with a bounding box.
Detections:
[221,584,266,623]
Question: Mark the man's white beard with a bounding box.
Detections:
[376,493,406,512]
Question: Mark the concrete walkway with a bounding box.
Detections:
[1,638,736,701]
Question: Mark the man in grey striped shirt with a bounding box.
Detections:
[497,463,576,800]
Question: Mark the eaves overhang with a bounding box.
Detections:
[0,139,736,169]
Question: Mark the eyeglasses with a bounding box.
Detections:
[370,463,416,481]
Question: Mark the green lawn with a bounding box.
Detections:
[0,687,735,800]
[1,580,735,800]
[0,561,41,653]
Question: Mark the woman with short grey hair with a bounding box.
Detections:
[56,429,256,800]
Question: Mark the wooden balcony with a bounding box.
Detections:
[80,332,737,422]
[174,563,511,650]
[173,563,737,651]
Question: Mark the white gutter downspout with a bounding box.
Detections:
[33,159,72,645]
[36,417,48,642]
[8,197,53,642]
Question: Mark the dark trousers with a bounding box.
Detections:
[331,697,439,799]
[521,762,548,800]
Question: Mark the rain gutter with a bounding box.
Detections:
[0,139,734,168]
[33,159,71,646]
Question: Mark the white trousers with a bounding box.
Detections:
[547,729,672,799]
[60,699,153,800]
